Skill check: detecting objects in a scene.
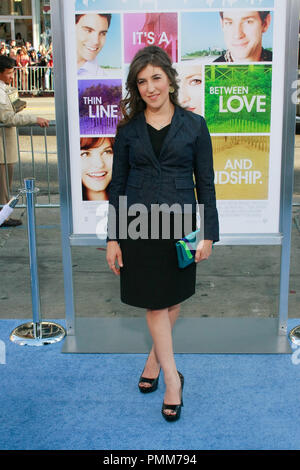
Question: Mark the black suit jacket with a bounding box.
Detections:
[107,105,219,242]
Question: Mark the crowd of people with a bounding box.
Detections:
[0,39,53,92]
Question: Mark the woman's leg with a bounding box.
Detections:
[139,303,180,386]
[146,307,182,413]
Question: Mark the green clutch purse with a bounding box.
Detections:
[175,229,201,269]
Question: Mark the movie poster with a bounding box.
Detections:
[63,0,287,238]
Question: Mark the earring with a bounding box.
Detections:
[169,85,175,94]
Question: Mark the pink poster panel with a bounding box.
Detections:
[124,13,178,63]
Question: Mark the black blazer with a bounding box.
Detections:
[107,105,219,242]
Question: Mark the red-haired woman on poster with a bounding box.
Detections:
[80,137,114,201]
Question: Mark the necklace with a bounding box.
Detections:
[145,108,173,130]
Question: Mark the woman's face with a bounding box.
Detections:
[81,138,113,196]
[177,65,202,115]
[136,65,171,111]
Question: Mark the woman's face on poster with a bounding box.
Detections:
[177,66,202,115]
[81,138,113,195]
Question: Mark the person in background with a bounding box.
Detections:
[29,49,39,91]
[45,45,53,90]
[9,40,16,50]
[15,33,23,47]
[0,46,7,56]
[0,42,8,54]
[0,56,49,227]
[16,47,30,90]
[8,47,18,63]
[25,41,34,53]
[29,49,38,66]
[37,45,48,91]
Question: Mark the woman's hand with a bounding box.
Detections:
[195,239,213,263]
[106,241,123,275]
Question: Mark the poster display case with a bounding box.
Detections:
[51,0,299,353]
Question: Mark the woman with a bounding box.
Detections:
[0,46,7,56]
[80,136,114,201]
[16,47,29,91]
[29,49,39,91]
[8,46,18,62]
[106,46,219,422]
[37,46,48,91]
[45,48,53,90]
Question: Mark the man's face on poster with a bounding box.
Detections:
[76,14,109,66]
[221,11,271,61]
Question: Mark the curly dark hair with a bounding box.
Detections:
[118,46,180,128]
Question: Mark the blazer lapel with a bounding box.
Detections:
[159,105,184,159]
[135,111,160,170]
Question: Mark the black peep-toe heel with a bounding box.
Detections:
[161,371,184,422]
[138,368,161,393]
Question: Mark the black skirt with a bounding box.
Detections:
[119,211,197,310]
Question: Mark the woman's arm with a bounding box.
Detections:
[106,126,130,242]
[193,116,219,245]
[106,126,130,274]
[193,117,219,262]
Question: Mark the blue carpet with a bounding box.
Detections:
[0,319,300,451]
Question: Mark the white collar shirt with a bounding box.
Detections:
[77,58,108,79]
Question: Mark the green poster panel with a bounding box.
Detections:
[205,65,272,133]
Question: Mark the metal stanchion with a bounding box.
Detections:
[289,326,300,346]
[9,178,65,346]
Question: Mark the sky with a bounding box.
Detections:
[95,14,122,68]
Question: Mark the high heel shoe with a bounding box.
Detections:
[161,371,184,422]
[138,368,161,393]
